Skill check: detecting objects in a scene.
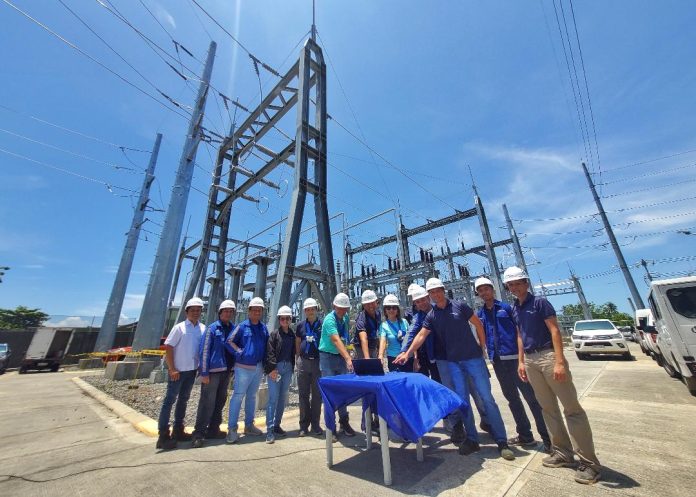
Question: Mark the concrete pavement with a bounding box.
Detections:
[1,343,695,496]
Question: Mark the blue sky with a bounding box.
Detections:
[1,0,695,325]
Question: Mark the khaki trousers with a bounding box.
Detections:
[525,349,600,466]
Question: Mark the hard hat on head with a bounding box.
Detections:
[502,266,528,284]
[383,294,400,307]
[248,297,265,309]
[277,305,292,317]
[185,297,204,310]
[333,293,350,309]
[411,286,429,301]
[218,299,236,312]
[425,277,445,291]
[361,289,378,304]
[474,277,494,292]
[407,283,421,297]
[303,297,318,310]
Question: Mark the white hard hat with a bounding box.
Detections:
[333,293,351,309]
[411,286,429,301]
[277,305,292,317]
[361,289,378,304]
[407,283,421,297]
[303,297,318,310]
[248,297,265,309]
[218,299,236,312]
[474,277,494,292]
[425,277,445,291]
[407,284,424,299]
[502,266,528,284]
[383,294,400,307]
[185,297,204,310]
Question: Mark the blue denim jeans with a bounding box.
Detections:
[158,369,196,433]
[266,361,293,432]
[227,363,263,431]
[436,359,489,427]
[447,357,508,444]
[319,352,348,419]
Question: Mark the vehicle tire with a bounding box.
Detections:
[684,376,696,397]
[662,354,682,379]
[576,352,587,360]
[50,364,60,372]
[655,354,664,366]
[18,366,26,374]
[623,351,634,361]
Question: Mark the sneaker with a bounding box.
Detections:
[331,430,338,443]
[498,443,515,461]
[542,442,553,454]
[225,430,239,444]
[575,463,601,484]
[340,421,356,437]
[266,433,275,444]
[451,420,465,445]
[371,419,380,435]
[298,429,307,437]
[191,434,204,449]
[244,424,263,436]
[172,427,192,442]
[312,427,323,436]
[508,435,537,448]
[155,432,177,450]
[458,439,481,456]
[479,422,493,434]
[205,429,227,439]
[542,450,575,468]
[274,426,287,437]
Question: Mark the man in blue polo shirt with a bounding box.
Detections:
[396,278,514,460]
[474,277,550,452]
[504,266,601,485]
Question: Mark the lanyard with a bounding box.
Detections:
[303,320,319,354]
[386,319,405,341]
[335,312,348,343]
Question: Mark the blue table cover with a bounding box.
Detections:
[318,372,467,442]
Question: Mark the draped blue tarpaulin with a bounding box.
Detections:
[318,372,468,442]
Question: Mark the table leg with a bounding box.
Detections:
[416,438,424,462]
[326,428,333,468]
[378,415,392,486]
[365,406,372,450]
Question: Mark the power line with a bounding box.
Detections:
[602,178,696,198]
[597,161,696,185]
[2,0,190,121]
[0,103,149,152]
[599,147,696,173]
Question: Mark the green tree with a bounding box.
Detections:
[560,301,632,325]
[0,306,49,329]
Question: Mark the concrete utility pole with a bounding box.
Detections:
[582,162,645,309]
[132,42,216,350]
[95,134,162,352]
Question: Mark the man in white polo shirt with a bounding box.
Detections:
[156,297,206,450]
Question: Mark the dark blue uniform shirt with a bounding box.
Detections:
[512,293,556,352]
[422,299,479,361]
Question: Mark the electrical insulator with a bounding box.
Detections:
[419,248,425,261]
[388,257,393,271]
[361,264,365,277]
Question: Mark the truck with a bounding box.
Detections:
[647,276,696,396]
[19,328,74,373]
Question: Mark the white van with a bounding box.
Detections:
[635,308,659,357]
[648,277,696,397]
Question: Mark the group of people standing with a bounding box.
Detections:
[155,264,601,485]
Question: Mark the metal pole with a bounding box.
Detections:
[582,162,645,309]
[570,273,592,320]
[503,204,529,275]
[133,42,216,350]
[475,194,504,299]
[627,297,636,313]
[95,133,162,352]
[640,259,653,282]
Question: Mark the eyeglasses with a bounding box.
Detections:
[279,316,291,321]
[384,306,399,311]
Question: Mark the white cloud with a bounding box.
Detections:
[45,316,91,327]
[154,3,176,29]
[21,264,45,269]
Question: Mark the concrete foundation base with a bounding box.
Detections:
[78,358,104,369]
[149,369,166,384]
[104,360,155,381]
[256,383,269,410]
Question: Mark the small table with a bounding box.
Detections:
[318,372,466,485]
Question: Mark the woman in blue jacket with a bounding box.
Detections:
[378,294,412,372]
[225,297,269,444]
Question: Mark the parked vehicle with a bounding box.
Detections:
[19,328,74,373]
[618,325,635,342]
[0,343,10,374]
[648,277,696,396]
[572,319,632,360]
[635,308,659,357]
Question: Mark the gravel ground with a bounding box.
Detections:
[83,375,300,428]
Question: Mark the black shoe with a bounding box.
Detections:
[458,439,481,456]
[339,420,356,437]
[191,434,204,449]
[498,442,515,460]
[156,431,177,450]
[274,426,287,437]
[508,435,537,448]
[298,429,307,437]
[479,422,493,434]
[542,441,553,454]
[311,426,323,436]
[172,426,192,442]
[371,418,380,435]
[451,420,465,445]
[331,430,338,443]
[205,429,227,440]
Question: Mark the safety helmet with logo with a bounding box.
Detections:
[474,277,494,293]
[333,293,351,309]
[185,297,204,310]
[361,289,378,305]
[411,286,429,301]
[407,283,421,297]
[407,284,425,299]
[218,300,236,312]
[502,266,528,284]
[277,305,292,317]
[425,277,445,292]
[303,297,318,310]
[248,297,265,309]
[382,294,400,307]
